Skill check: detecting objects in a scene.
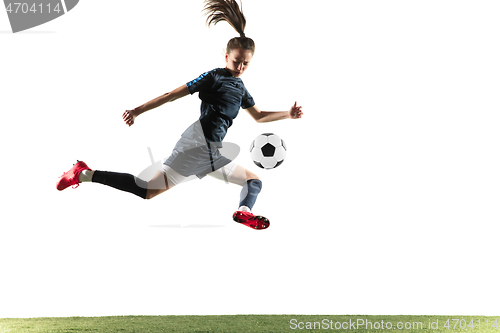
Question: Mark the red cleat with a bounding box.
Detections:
[233,211,270,230]
[56,160,91,191]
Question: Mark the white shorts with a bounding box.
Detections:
[161,161,245,187]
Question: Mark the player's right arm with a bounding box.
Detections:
[123,84,189,126]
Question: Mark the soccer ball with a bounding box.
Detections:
[250,133,287,169]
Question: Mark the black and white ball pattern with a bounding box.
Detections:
[250,133,287,169]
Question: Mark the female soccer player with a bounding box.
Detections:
[57,0,303,229]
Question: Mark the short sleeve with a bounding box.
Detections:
[241,86,255,109]
[186,69,217,95]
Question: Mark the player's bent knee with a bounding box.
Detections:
[246,171,260,181]
[145,180,169,199]
[144,171,171,199]
[145,189,155,200]
[145,188,166,200]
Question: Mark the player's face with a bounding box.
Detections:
[225,48,253,78]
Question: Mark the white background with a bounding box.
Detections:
[1,0,499,318]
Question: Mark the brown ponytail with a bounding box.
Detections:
[203,0,256,54]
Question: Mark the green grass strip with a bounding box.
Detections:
[0,315,499,333]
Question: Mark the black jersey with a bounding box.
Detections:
[163,68,255,178]
[186,68,255,143]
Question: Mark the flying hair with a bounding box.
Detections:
[203,0,256,54]
[203,0,246,37]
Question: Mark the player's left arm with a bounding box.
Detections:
[244,102,303,123]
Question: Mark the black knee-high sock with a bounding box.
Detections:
[91,171,148,199]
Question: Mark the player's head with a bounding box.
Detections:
[203,0,255,77]
[224,46,252,78]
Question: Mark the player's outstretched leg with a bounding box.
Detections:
[56,161,170,199]
[56,160,91,190]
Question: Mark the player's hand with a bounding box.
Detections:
[289,101,303,119]
[122,109,137,127]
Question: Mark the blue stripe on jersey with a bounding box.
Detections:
[186,68,218,88]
